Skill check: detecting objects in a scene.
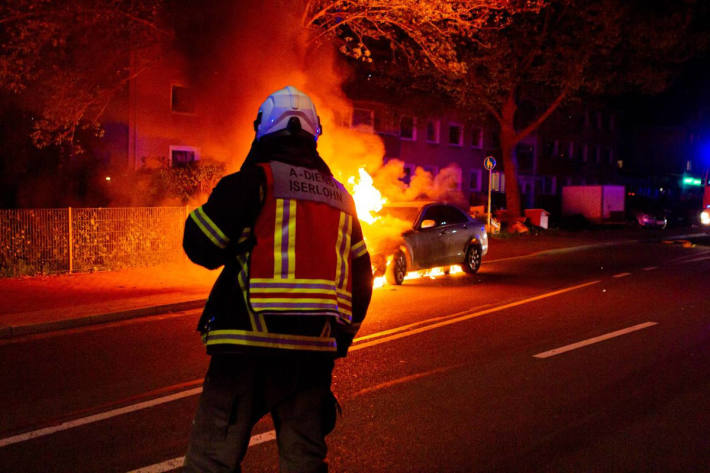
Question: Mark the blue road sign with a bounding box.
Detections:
[484,156,497,171]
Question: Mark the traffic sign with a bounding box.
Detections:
[484,156,496,171]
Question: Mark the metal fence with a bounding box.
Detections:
[0,207,188,277]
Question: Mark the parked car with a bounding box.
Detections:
[627,197,668,229]
[634,209,668,229]
[370,202,488,285]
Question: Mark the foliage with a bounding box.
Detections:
[149,158,226,205]
[320,0,710,218]
[0,0,170,149]
[303,0,545,75]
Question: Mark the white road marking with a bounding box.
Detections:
[533,321,659,359]
[642,266,658,271]
[351,280,601,351]
[0,387,203,448]
[126,431,276,473]
[612,272,631,278]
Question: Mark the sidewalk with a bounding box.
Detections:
[0,226,702,339]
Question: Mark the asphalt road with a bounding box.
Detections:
[1,235,709,472]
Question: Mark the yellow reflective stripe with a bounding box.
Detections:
[198,207,229,245]
[236,253,260,332]
[237,227,252,244]
[351,240,368,258]
[334,212,346,294]
[341,214,352,291]
[204,329,337,352]
[274,199,284,278]
[251,278,336,285]
[250,297,336,304]
[287,199,297,278]
[190,208,229,249]
[251,287,337,294]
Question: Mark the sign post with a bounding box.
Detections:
[483,156,497,231]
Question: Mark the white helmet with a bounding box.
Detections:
[254,85,322,141]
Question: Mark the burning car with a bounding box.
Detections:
[369,201,488,285]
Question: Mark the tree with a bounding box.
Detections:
[441,0,710,219]
[307,0,710,220]
[303,0,545,76]
[0,0,170,150]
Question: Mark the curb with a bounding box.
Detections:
[0,299,207,340]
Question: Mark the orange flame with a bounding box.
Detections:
[348,168,387,225]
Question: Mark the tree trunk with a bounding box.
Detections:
[500,95,522,220]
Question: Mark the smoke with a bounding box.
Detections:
[170,0,383,177]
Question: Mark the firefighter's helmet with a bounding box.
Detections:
[254,86,322,141]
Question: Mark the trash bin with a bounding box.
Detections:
[524,209,550,229]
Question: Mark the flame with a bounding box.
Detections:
[348,168,387,224]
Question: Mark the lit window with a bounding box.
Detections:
[448,123,463,146]
[171,85,195,114]
[400,116,416,140]
[471,126,483,148]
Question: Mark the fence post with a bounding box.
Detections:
[68,207,73,274]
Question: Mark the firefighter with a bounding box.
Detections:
[182,85,373,473]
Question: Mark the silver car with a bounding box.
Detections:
[371,202,488,285]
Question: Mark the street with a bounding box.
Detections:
[1,235,709,472]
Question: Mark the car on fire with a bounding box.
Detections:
[369,201,488,285]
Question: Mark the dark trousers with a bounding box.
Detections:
[184,354,337,473]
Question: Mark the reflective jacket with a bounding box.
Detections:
[183,136,372,357]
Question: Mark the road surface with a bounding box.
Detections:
[1,235,709,472]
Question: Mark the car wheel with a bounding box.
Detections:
[462,243,482,274]
[386,250,407,285]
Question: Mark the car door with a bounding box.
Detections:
[436,205,473,264]
[405,205,445,269]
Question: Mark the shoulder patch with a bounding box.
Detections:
[270,161,356,215]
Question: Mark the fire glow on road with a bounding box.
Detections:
[1,279,603,473]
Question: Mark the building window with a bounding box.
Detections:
[170,146,199,167]
[542,176,557,195]
[595,145,602,163]
[426,120,440,143]
[351,108,374,132]
[558,141,571,159]
[573,142,583,160]
[583,144,589,162]
[422,165,438,177]
[601,147,612,164]
[469,169,482,192]
[448,123,463,146]
[400,163,415,185]
[471,126,483,148]
[171,85,195,114]
[400,116,416,140]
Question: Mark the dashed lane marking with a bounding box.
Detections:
[612,272,631,278]
[0,387,202,448]
[533,322,659,359]
[642,266,658,271]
